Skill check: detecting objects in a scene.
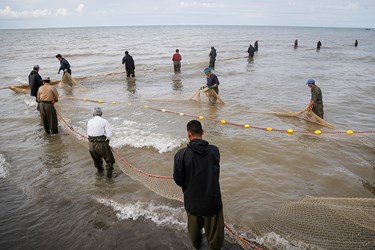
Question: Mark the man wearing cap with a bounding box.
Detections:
[204,67,220,104]
[87,107,115,178]
[122,51,135,77]
[37,77,59,134]
[209,46,217,69]
[28,65,43,101]
[172,49,182,74]
[306,79,324,119]
[56,54,71,75]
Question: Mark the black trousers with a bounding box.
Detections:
[126,69,135,77]
[186,209,224,250]
[39,102,58,134]
[88,140,115,170]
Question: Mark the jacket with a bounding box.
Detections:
[122,55,135,71]
[28,70,43,97]
[209,48,217,59]
[173,139,222,216]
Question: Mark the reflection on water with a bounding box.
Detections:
[125,77,136,94]
[171,74,183,91]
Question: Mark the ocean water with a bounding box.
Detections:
[0,25,374,249]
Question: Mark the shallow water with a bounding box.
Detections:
[0,26,374,249]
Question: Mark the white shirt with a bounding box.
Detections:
[87,115,112,139]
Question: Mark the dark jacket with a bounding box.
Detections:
[248,45,256,56]
[206,73,220,87]
[122,55,135,71]
[173,139,222,216]
[28,70,43,97]
[209,48,217,59]
[59,58,70,72]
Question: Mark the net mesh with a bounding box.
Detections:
[258,196,375,249]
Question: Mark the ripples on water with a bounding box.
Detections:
[0,26,374,249]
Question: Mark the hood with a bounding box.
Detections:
[188,139,209,155]
[30,70,38,75]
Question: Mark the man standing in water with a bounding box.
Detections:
[294,39,298,48]
[56,54,71,75]
[87,107,115,178]
[173,120,224,250]
[355,40,358,47]
[172,49,182,73]
[316,41,322,50]
[122,51,135,77]
[28,65,43,101]
[247,44,256,58]
[306,78,324,119]
[209,46,217,69]
[37,77,59,134]
[204,67,220,104]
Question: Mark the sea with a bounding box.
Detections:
[0,25,374,250]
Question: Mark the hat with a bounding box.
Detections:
[42,76,50,81]
[125,51,129,54]
[33,65,40,70]
[211,46,214,49]
[93,107,103,116]
[204,67,211,73]
[306,79,315,85]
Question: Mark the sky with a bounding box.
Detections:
[0,0,374,29]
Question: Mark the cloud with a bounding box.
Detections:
[76,4,84,14]
[0,5,68,19]
[180,1,224,8]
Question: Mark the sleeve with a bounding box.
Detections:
[311,89,318,103]
[214,75,220,85]
[37,75,43,88]
[53,88,59,102]
[36,88,41,102]
[173,149,185,189]
[104,120,112,139]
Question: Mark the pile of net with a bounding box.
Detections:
[258,196,375,249]
[273,110,335,128]
[189,87,225,104]
[60,72,77,87]
[148,87,224,104]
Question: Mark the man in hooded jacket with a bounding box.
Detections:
[28,65,43,101]
[173,120,224,250]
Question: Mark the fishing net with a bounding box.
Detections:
[148,87,225,104]
[258,196,375,249]
[189,87,225,104]
[61,72,77,87]
[273,110,335,128]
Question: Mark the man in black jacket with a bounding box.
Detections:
[173,120,224,250]
[209,46,217,69]
[28,65,43,101]
[122,51,135,77]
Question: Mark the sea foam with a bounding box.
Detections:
[96,197,187,231]
[110,119,186,154]
[0,154,9,178]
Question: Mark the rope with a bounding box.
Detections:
[144,106,375,135]
[55,108,266,250]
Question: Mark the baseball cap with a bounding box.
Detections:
[306,79,315,85]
